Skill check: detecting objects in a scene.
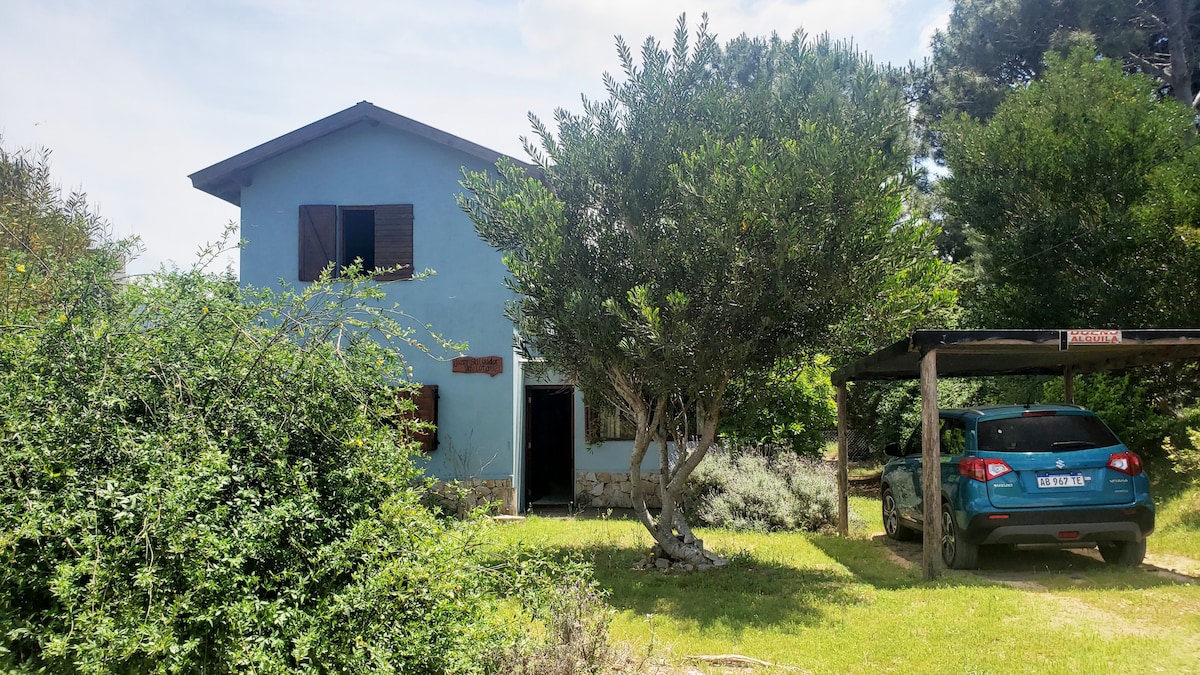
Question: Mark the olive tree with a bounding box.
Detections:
[460,17,952,565]
[1,141,109,318]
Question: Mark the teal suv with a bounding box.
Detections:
[880,405,1154,569]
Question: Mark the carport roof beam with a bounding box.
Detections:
[831,329,1200,386]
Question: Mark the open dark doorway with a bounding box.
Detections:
[525,386,574,507]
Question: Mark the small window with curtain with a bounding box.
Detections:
[584,404,636,443]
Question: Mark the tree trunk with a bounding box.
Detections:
[626,397,663,540]
[1136,0,1198,106]
[621,378,729,570]
[1164,0,1196,107]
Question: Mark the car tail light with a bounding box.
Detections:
[1021,410,1058,417]
[1107,452,1143,476]
[959,457,1013,482]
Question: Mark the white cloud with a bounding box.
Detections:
[0,0,950,274]
[918,4,953,61]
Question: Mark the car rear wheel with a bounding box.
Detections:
[941,502,978,569]
[882,487,917,541]
[1098,540,1146,566]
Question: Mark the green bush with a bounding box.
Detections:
[720,357,836,456]
[684,449,838,532]
[1,142,105,318]
[845,377,988,457]
[1165,407,1200,485]
[0,243,591,673]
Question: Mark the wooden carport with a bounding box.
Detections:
[830,329,1200,579]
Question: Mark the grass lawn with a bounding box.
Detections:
[1151,483,1200,561]
[493,495,1200,674]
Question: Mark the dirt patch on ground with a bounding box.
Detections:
[876,535,918,570]
[874,531,1199,588]
[871,532,1198,638]
[1143,551,1200,580]
[847,474,881,498]
[1041,592,1156,636]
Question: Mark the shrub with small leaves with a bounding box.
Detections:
[684,448,838,532]
[719,356,837,456]
[495,572,615,675]
[1165,407,1200,484]
[0,237,554,673]
[1,141,108,321]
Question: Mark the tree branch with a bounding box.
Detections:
[1128,50,1171,80]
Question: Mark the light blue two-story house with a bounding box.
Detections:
[190,101,658,512]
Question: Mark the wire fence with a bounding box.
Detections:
[822,428,874,462]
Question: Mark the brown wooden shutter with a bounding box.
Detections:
[415,384,438,452]
[373,204,414,280]
[299,205,337,281]
[398,384,439,453]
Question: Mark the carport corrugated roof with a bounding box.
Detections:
[832,329,1200,385]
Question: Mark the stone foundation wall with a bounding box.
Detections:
[575,471,662,508]
[429,478,516,516]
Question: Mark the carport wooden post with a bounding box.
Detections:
[836,383,848,536]
[1064,365,1075,404]
[920,349,943,580]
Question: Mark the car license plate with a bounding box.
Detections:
[1036,472,1085,488]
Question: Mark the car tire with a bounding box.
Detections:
[882,487,917,541]
[1098,540,1146,567]
[941,502,978,569]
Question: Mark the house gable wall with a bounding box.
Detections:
[238,120,515,482]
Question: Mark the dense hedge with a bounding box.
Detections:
[0,250,592,673]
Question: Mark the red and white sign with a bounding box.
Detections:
[1066,330,1122,346]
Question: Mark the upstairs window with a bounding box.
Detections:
[299,203,413,281]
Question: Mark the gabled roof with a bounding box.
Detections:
[189,101,534,206]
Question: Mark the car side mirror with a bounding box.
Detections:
[884,442,902,458]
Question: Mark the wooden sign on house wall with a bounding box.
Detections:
[451,356,503,377]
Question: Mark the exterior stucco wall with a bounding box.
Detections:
[234,118,642,495]
[237,121,515,482]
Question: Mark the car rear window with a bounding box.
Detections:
[976,414,1120,453]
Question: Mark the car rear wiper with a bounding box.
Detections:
[1050,440,1098,449]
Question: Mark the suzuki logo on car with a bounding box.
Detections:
[1055,459,1065,469]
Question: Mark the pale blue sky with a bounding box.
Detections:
[0,0,951,273]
